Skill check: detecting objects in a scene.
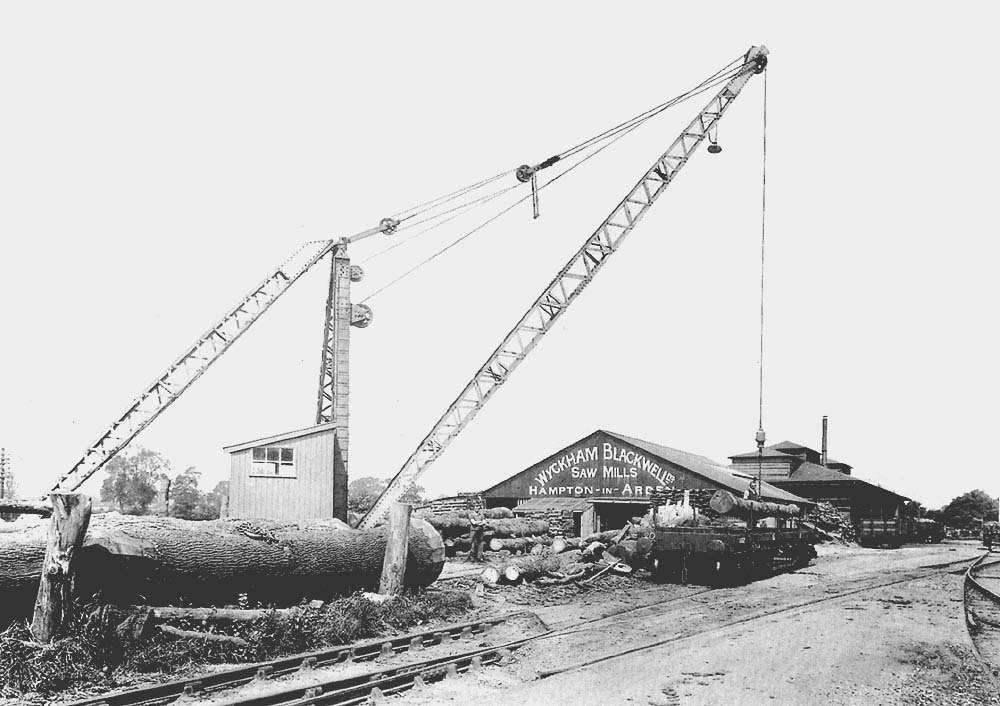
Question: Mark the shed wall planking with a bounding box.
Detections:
[731,459,795,481]
[228,428,337,519]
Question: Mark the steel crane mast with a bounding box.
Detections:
[51,240,336,493]
[50,216,398,494]
[360,46,769,528]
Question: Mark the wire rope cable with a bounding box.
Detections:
[357,63,757,304]
[358,117,650,304]
[374,53,747,230]
[553,53,745,162]
[758,70,768,432]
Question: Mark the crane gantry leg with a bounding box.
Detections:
[315,244,372,521]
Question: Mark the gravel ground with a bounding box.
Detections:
[403,541,995,705]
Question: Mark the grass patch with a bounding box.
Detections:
[0,589,473,698]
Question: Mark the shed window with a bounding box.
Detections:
[250,446,296,478]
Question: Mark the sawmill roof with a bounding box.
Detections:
[778,462,910,502]
[602,431,808,505]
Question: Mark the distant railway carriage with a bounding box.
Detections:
[904,517,944,543]
[984,521,1000,550]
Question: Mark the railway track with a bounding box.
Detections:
[72,553,984,706]
[964,551,1000,681]
[535,552,987,678]
[68,613,538,706]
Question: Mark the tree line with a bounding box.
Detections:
[100,447,228,520]
[905,489,999,529]
[99,448,423,520]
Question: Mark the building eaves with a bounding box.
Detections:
[223,422,338,453]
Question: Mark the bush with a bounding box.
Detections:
[0,589,473,697]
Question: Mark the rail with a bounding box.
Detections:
[66,613,531,706]
[68,554,986,706]
[963,550,1000,686]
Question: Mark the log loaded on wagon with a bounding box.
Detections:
[648,490,818,586]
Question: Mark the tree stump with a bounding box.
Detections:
[379,503,411,596]
[30,493,92,642]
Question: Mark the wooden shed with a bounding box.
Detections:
[224,422,347,521]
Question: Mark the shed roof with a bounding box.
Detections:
[514,497,591,512]
[223,422,337,453]
[729,441,851,469]
[729,448,800,461]
[777,461,910,502]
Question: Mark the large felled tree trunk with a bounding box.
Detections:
[0,513,444,622]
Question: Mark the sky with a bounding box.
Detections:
[1,2,997,510]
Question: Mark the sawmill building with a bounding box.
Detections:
[224,422,348,521]
[728,439,909,526]
[481,429,809,536]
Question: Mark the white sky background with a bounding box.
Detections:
[1,2,997,510]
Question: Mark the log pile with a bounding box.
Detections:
[415,509,551,559]
[805,502,856,542]
[0,513,445,622]
[478,519,661,588]
[416,512,547,539]
[709,490,800,519]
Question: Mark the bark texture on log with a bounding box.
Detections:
[157,624,249,646]
[151,606,300,622]
[419,514,549,540]
[0,499,53,516]
[488,537,531,553]
[550,537,582,553]
[502,555,562,582]
[709,490,800,518]
[0,513,444,621]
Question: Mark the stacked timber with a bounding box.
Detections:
[806,502,855,542]
[0,513,445,622]
[649,488,717,515]
[479,520,654,587]
[414,494,485,516]
[416,513,548,540]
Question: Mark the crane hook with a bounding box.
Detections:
[707,122,722,154]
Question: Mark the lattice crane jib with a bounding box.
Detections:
[359,46,769,528]
[52,239,337,494]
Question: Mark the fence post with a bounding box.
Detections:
[31,493,92,642]
[379,503,411,596]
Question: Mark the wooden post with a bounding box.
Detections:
[31,493,92,642]
[379,503,411,596]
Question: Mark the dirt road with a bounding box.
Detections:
[407,542,998,705]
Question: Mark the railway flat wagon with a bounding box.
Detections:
[649,525,818,585]
[857,518,902,548]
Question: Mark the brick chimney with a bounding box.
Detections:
[821,416,828,466]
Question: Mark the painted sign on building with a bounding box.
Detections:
[482,430,806,511]
[527,439,676,498]
[481,430,751,503]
